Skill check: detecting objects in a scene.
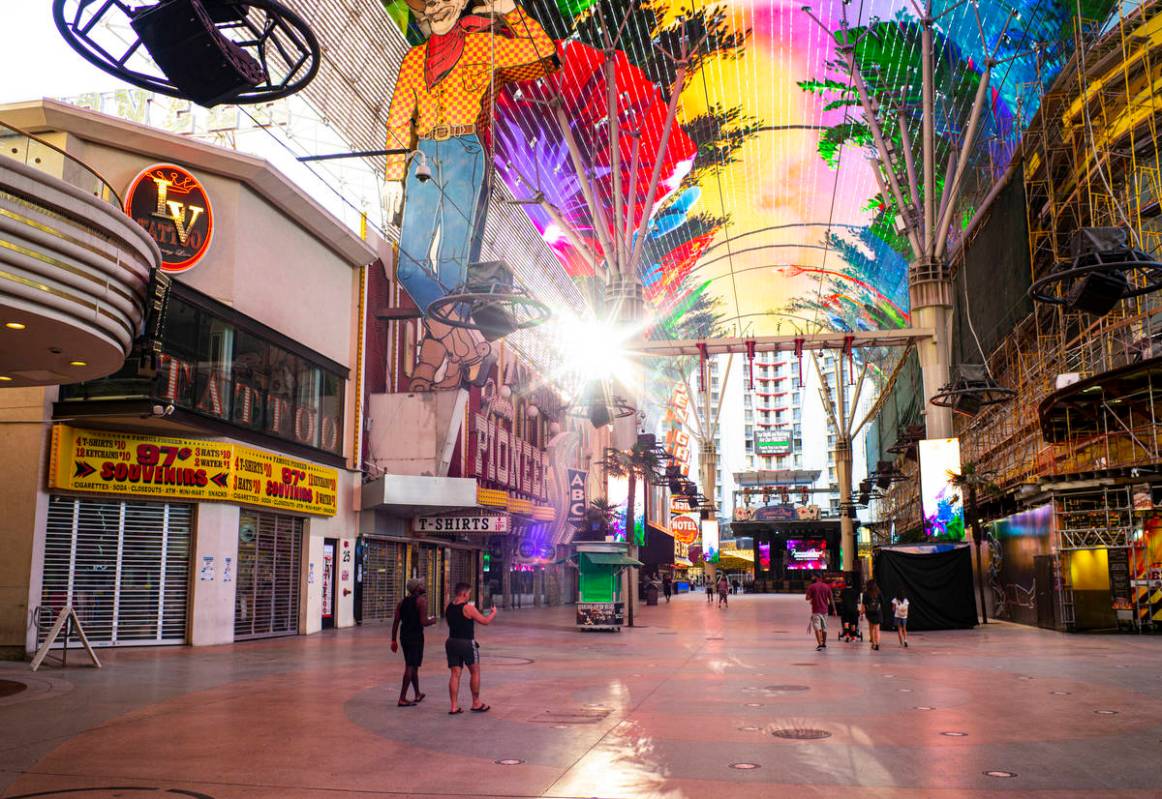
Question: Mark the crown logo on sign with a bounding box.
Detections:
[149,168,199,194]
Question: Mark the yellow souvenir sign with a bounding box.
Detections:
[49,426,338,516]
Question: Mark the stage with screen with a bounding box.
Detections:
[787,539,828,570]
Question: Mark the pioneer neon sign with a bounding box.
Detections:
[470,379,548,500]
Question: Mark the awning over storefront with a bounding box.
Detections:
[717,549,755,570]
[582,552,644,567]
[361,474,478,515]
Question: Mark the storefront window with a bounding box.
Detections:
[159,296,345,455]
[60,288,346,457]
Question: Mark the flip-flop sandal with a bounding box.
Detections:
[470,704,491,713]
[414,693,426,704]
[448,708,463,715]
[397,700,416,707]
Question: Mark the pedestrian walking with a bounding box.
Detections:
[892,590,910,648]
[805,574,835,651]
[717,575,730,607]
[445,582,497,714]
[706,579,715,604]
[839,577,862,642]
[861,580,884,651]
[391,578,437,706]
[662,574,673,603]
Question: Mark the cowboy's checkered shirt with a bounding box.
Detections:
[384,7,556,181]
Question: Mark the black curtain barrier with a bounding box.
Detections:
[640,525,675,568]
[874,547,977,631]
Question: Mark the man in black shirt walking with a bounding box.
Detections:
[445,581,497,714]
[391,578,437,706]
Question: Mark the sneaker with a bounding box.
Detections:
[904,641,909,648]
[816,644,825,651]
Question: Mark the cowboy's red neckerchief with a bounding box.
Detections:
[424,15,509,89]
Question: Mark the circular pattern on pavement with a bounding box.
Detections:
[3,789,215,799]
[486,655,534,666]
[730,762,761,769]
[494,758,524,766]
[985,770,1018,778]
[771,727,832,740]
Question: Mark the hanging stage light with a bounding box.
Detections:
[930,365,1016,417]
[428,261,550,342]
[130,0,265,107]
[1030,228,1162,317]
[54,0,321,107]
[567,381,635,429]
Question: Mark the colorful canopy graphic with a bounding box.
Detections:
[383,0,1118,338]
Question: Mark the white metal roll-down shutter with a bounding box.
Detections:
[361,539,403,624]
[40,496,192,647]
[449,549,476,596]
[234,511,303,640]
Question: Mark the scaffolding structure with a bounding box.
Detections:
[958,1,1162,490]
[872,2,1162,563]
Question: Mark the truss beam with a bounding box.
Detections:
[630,329,933,357]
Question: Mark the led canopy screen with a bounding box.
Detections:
[786,538,827,570]
[919,438,965,540]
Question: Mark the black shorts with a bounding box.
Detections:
[401,637,423,668]
[445,637,478,668]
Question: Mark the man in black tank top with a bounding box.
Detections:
[391,579,437,706]
[445,581,497,714]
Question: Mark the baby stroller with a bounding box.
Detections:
[839,585,863,642]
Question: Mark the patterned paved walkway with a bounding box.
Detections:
[2,593,1161,798]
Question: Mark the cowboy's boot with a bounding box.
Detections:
[431,313,491,368]
[409,331,449,392]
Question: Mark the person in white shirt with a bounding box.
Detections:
[891,592,910,648]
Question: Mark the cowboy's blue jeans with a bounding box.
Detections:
[396,134,486,314]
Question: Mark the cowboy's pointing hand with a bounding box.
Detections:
[383,181,404,221]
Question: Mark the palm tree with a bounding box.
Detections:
[576,497,618,541]
[601,440,664,627]
[948,462,999,624]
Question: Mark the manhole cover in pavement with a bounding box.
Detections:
[531,709,610,724]
[765,685,810,692]
[791,662,816,667]
[771,727,832,740]
[0,680,27,698]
